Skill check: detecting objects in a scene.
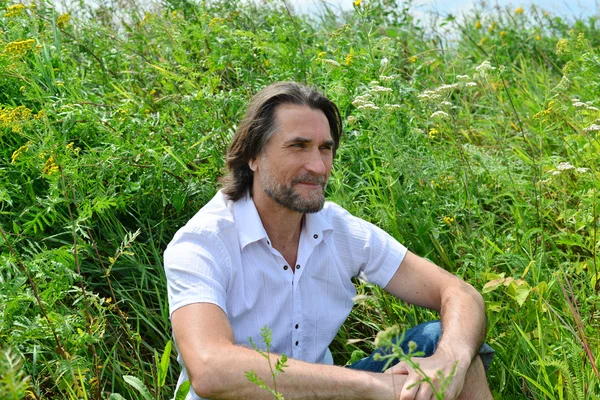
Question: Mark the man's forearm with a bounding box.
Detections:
[436,282,487,363]
[188,344,402,400]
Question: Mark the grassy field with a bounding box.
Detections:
[1,0,599,398]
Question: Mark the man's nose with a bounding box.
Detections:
[305,148,327,175]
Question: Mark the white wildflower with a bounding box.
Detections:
[379,75,395,82]
[352,94,373,107]
[465,82,477,87]
[441,101,452,107]
[583,124,600,132]
[383,104,401,110]
[371,85,393,94]
[357,103,380,111]
[456,75,470,81]
[499,65,506,73]
[576,167,590,173]
[322,59,340,67]
[347,115,357,124]
[571,98,581,103]
[551,75,570,92]
[573,102,586,108]
[476,60,496,73]
[370,80,380,86]
[430,110,449,119]
[417,93,431,100]
[435,83,460,93]
[556,162,575,171]
[587,106,599,111]
[380,57,389,67]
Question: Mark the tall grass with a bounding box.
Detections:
[1,0,599,398]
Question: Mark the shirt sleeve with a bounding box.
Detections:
[330,206,407,288]
[356,218,407,287]
[163,229,231,318]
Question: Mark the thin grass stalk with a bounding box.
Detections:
[59,166,101,400]
[0,227,67,359]
[557,272,600,381]
[281,0,307,83]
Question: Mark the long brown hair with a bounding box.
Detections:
[220,82,343,201]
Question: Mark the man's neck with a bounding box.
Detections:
[251,188,303,254]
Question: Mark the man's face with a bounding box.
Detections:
[250,104,334,213]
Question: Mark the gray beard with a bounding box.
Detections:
[262,174,326,214]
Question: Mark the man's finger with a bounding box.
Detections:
[385,361,411,375]
[399,377,421,400]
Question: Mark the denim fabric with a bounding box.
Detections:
[346,321,494,373]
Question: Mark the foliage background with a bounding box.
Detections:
[0,0,599,398]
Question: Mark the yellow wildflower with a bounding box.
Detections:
[57,13,70,28]
[443,216,455,225]
[4,39,36,56]
[543,11,549,17]
[345,48,354,66]
[409,55,418,63]
[353,0,362,6]
[0,105,32,131]
[317,51,327,59]
[488,22,496,33]
[5,4,27,18]
[428,128,438,139]
[66,142,75,150]
[535,34,541,41]
[475,20,481,29]
[500,31,507,37]
[556,38,569,55]
[515,6,524,14]
[11,142,31,164]
[42,156,59,175]
[479,36,487,46]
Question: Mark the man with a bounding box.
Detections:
[165,82,494,399]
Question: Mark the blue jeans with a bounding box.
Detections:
[346,321,494,373]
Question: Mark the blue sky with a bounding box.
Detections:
[288,0,599,21]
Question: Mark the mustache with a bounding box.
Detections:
[292,174,327,186]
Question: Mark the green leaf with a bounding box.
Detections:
[158,340,172,387]
[108,394,127,400]
[123,375,153,400]
[174,380,191,400]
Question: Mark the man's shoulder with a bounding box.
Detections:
[320,201,368,233]
[172,190,236,239]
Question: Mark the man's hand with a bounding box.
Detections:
[383,348,470,400]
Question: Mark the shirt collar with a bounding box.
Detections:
[232,193,269,250]
[232,193,334,249]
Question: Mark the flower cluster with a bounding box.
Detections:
[475,60,496,79]
[11,142,31,164]
[430,110,449,120]
[548,161,589,175]
[583,123,600,132]
[0,105,32,132]
[3,39,36,56]
[5,4,27,18]
[42,156,59,176]
[57,13,71,28]
[571,98,599,111]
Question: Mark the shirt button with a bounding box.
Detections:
[296,264,300,270]
[267,240,270,245]
[283,265,288,271]
[295,324,299,329]
[313,234,318,239]
[295,341,299,346]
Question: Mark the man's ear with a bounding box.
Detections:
[248,158,258,172]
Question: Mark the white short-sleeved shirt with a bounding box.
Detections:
[164,190,407,399]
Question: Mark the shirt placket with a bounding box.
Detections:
[290,229,323,360]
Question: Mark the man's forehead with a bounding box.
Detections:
[273,104,332,139]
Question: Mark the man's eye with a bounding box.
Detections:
[291,143,304,148]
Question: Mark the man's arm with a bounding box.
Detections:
[172,302,406,400]
[383,250,487,399]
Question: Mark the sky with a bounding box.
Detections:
[288,0,599,21]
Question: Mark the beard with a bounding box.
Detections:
[261,168,327,214]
